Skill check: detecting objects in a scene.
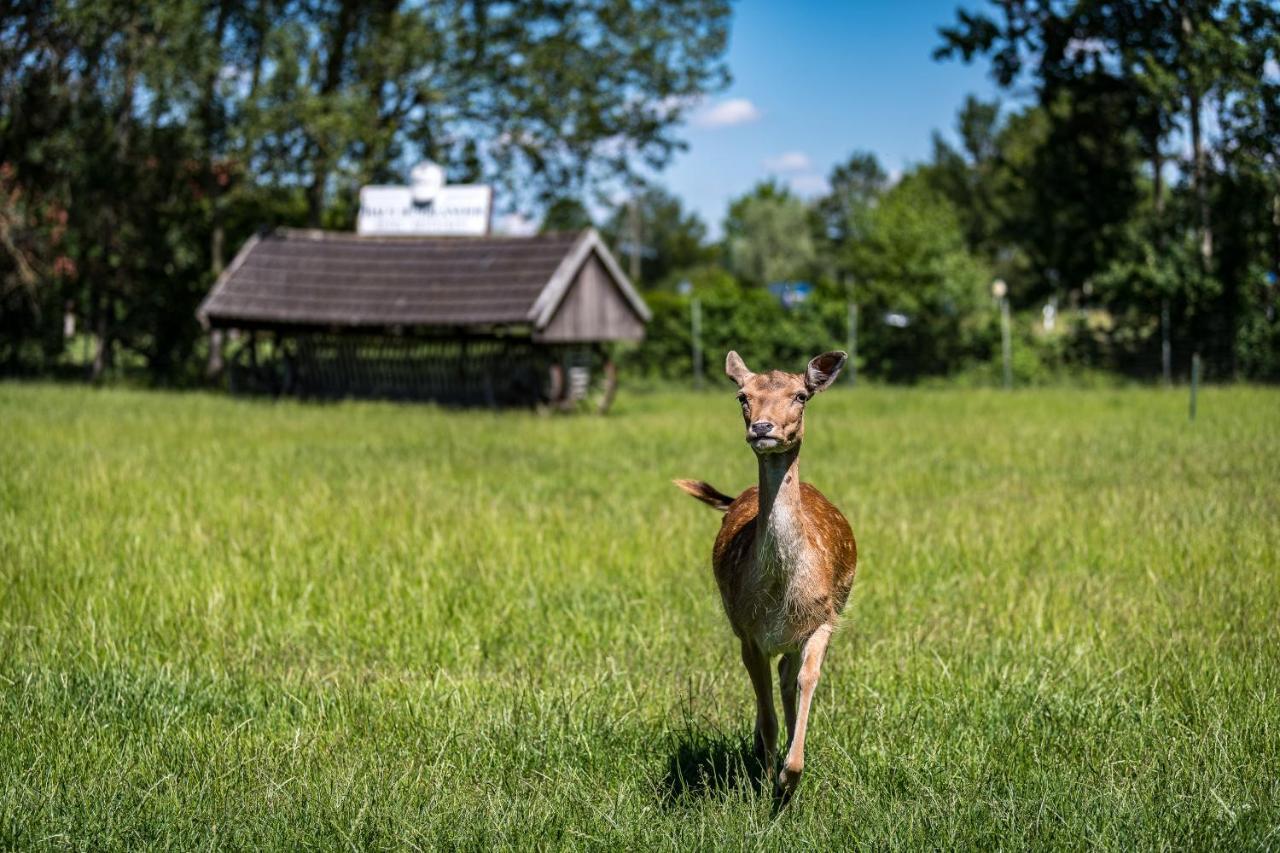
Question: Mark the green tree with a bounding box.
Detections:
[816,151,886,246]
[814,150,887,287]
[239,0,731,227]
[600,185,711,288]
[925,97,1004,260]
[937,0,1280,376]
[0,0,734,381]
[539,197,594,234]
[846,174,992,380]
[0,1,220,379]
[723,181,816,287]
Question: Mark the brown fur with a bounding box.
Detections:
[675,349,858,800]
[713,484,857,639]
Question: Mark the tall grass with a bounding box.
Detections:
[2,383,1277,848]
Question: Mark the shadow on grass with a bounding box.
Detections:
[659,733,766,807]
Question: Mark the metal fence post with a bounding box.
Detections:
[691,295,703,390]
[1189,352,1201,421]
[1161,298,1172,387]
[846,300,858,387]
[1001,296,1013,390]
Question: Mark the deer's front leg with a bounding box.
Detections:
[740,640,777,781]
[778,651,800,747]
[777,624,832,798]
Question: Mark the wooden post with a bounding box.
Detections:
[281,335,295,395]
[207,328,225,379]
[1000,296,1013,390]
[1189,352,1201,421]
[846,300,858,387]
[597,358,618,414]
[691,295,703,390]
[1161,298,1172,387]
[629,195,641,285]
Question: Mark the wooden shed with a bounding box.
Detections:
[196,227,650,408]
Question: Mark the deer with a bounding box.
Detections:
[674,350,857,800]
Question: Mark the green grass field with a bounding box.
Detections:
[2,382,1278,849]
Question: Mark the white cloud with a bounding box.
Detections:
[1265,57,1280,80]
[493,212,539,236]
[788,173,829,196]
[763,151,813,172]
[692,98,762,129]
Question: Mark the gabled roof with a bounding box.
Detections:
[196,227,650,332]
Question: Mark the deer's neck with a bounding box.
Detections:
[756,447,806,570]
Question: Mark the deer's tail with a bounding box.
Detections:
[673,479,735,512]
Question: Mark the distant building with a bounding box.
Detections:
[196,228,649,409]
[767,281,813,310]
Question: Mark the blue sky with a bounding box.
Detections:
[660,0,1005,237]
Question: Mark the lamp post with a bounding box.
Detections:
[993,279,1012,390]
[679,279,702,390]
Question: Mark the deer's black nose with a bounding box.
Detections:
[750,421,775,437]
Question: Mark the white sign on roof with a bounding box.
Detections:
[357,184,493,237]
[409,161,446,204]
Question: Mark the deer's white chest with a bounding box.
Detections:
[746,501,819,655]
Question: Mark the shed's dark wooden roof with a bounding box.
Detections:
[197,228,648,333]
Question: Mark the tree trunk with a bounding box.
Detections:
[1182,11,1212,275]
[212,222,226,277]
[307,0,358,228]
[306,162,327,229]
[628,195,641,284]
[249,1,268,96]
[1188,90,1212,272]
[1272,193,1280,313]
[1151,145,1164,218]
[91,294,113,382]
[365,4,398,181]
[204,0,231,277]
[98,14,138,381]
[1151,142,1173,385]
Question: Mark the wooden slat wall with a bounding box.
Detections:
[536,252,645,343]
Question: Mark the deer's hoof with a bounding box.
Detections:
[775,765,803,800]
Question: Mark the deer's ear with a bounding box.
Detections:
[725,351,753,387]
[805,351,847,394]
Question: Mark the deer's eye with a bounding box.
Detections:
[737,394,748,407]
[794,392,809,404]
